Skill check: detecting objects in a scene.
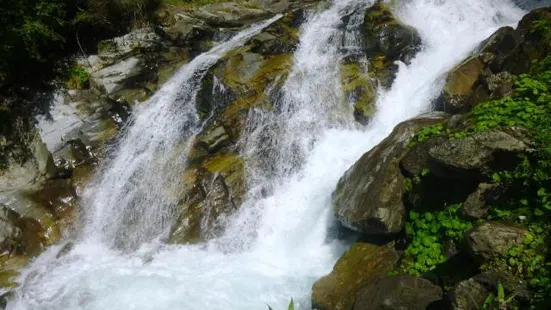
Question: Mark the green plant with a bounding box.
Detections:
[483,282,516,310]
[268,299,295,310]
[67,64,90,89]
[401,204,473,275]
[411,124,444,144]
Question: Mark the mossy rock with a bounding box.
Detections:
[169,152,245,244]
[340,61,378,124]
[312,242,399,310]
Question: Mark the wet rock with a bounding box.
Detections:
[196,126,231,154]
[333,113,448,236]
[169,153,245,244]
[465,222,527,263]
[353,275,443,310]
[311,242,398,310]
[428,129,530,180]
[339,60,377,124]
[363,1,422,64]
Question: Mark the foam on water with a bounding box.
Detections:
[8,0,525,309]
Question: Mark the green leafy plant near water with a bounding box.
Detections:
[404,55,551,307]
[401,204,473,276]
[267,299,295,310]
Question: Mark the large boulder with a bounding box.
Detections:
[311,242,399,310]
[465,222,528,263]
[353,275,443,310]
[333,113,448,236]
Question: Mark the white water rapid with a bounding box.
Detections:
[8,0,526,309]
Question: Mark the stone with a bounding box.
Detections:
[192,2,272,27]
[196,126,231,154]
[0,206,21,256]
[312,242,398,310]
[363,1,422,64]
[90,57,144,95]
[353,275,443,310]
[428,129,530,180]
[97,28,162,66]
[465,222,528,263]
[438,56,485,114]
[462,183,502,220]
[169,153,245,244]
[333,113,448,235]
[448,278,490,310]
[0,129,56,192]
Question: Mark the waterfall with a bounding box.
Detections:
[8,0,525,309]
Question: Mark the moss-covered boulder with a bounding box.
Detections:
[311,242,399,310]
[333,113,448,236]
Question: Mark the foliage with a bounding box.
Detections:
[267,299,295,310]
[483,282,516,310]
[66,64,90,90]
[401,204,473,276]
[410,124,444,144]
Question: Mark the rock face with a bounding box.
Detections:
[465,222,528,263]
[353,276,443,310]
[169,9,304,244]
[311,242,399,310]
[436,7,551,113]
[333,113,448,235]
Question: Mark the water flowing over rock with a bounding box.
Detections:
[4,0,533,309]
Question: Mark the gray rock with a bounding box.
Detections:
[192,2,272,27]
[465,222,527,262]
[429,129,529,180]
[0,205,21,255]
[462,183,501,220]
[448,278,490,310]
[333,113,448,235]
[97,28,162,65]
[197,126,231,154]
[353,276,443,310]
[91,57,144,95]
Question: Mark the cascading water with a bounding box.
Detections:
[8,0,526,309]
